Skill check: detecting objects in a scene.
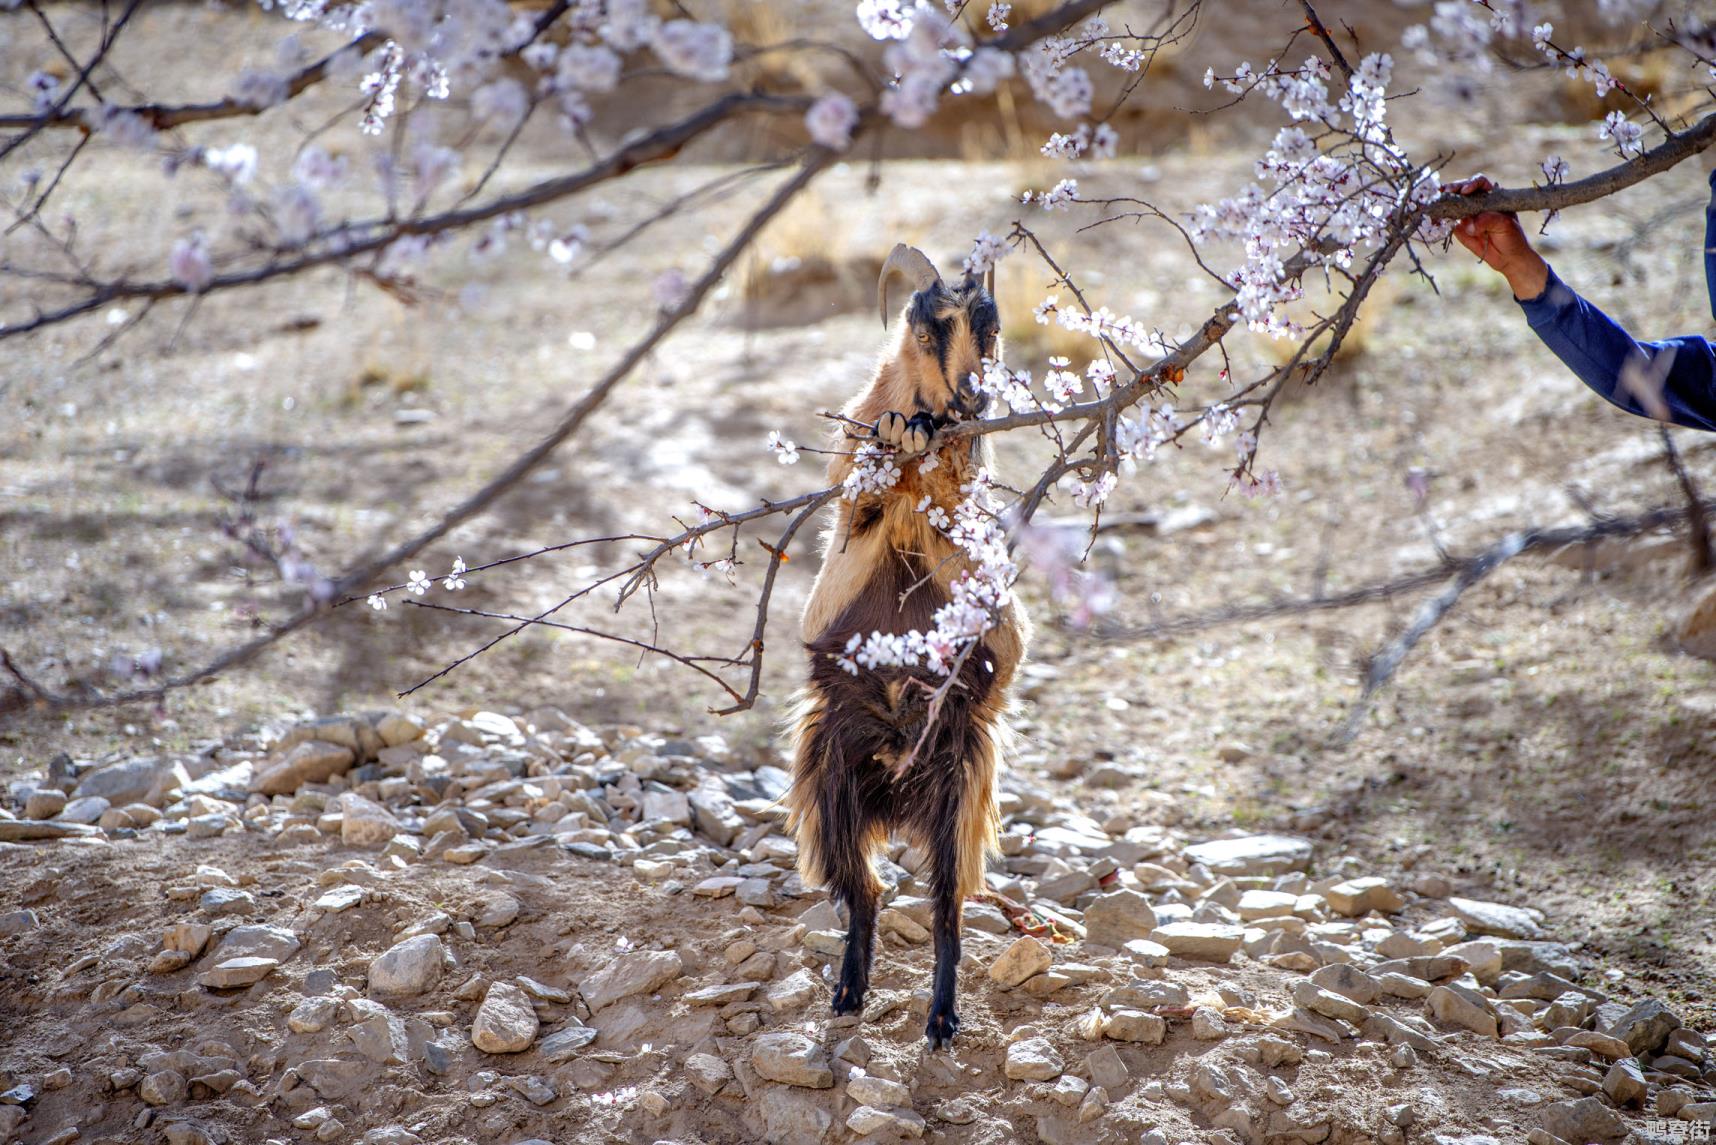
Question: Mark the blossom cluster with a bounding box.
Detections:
[1189,52,1443,336]
[836,467,1016,679]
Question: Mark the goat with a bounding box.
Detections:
[784,243,1030,1050]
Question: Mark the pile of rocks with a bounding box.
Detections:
[1,707,1712,1145]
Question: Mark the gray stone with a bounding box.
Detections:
[0,909,40,936]
[198,888,255,915]
[1293,980,1371,1025]
[339,794,400,848]
[289,996,339,1034]
[1324,877,1404,916]
[1150,921,1245,960]
[1539,1097,1625,1143]
[580,949,683,1010]
[1082,889,1158,948]
[1105,1009,1167,1044]
[685,1051,732,1095]
[58,795,111,824]
[208,924,299,965]
[1006,1037,1064,1081]
[1182,834,1313,875]
[1085,1045,1129,1091]
[760,1086,833,1144]
[538,1024,598,1062]
[139,1069,187,1106]
[196,956,278,989]
[24,790,66,819]
[471,982,538,1053]
[0,819,99,842]
[687,781,745,846]
[1427,984,1497,1037]
[753,1032,833,1088]
[1311,963,1381,1004]
[848,1105,927,1138]
[76,757,173,807]
[473,892,520,928]
[848,1074,911,1107]
[367,935,445,998]
[990,935,1052,986]
[1599,998,1681,1055]
[252,740,356,796]
[1603,1059,1647,1107]
[1448,897,1545,940]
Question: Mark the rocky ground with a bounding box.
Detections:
[2,707,1713,1145]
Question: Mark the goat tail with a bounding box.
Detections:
[783,684,885,904]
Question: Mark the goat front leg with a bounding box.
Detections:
[875,410,937,455]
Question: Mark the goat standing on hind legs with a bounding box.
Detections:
[784,243,1030,1051]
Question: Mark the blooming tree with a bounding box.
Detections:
[2,0,1714,726]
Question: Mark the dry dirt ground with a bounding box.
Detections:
[2,4,1715,1143]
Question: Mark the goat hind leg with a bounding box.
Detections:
[924,806,965,1049]
[819,781,881,1016]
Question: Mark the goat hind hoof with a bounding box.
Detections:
[924,1009,960,1050]
[902,424,931,453]
[876,410,908,446]
[831,980,866,1016]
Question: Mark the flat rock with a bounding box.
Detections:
[1449,897,1544,940]
[1324,877,1404,916]
[368,934,445,998]
[1150,921,1245,961]
[1182,834,1313,875]
[848,1075,911,1107]
[207,924,298,964]
[76,757,173,806]
[1540,1097,1625,1143]
[339,794,401,848]
[538,1024,599,1062]
[313,886,364,913]
[59,795,112,824]
[761,1087,833,1144]
[1082,889,1157,948]
[196,956,278,989]
[472,982,538,1053]
[1105,1009,1167,1044]
[0,820,101,842]
[1427,984,1498,1038]
[1598,998,1681,1055]
[848,1105,927,1138]
[253,741,356,796]
[580,949,683,1011]
[684,1051,732,1095]
[990,935,1052,987]
[753,1032,833,1088]
[1005,1037,1064,1081]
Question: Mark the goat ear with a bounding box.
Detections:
[878,243,942,328]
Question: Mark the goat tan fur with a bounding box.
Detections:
[783,243,1030,1049]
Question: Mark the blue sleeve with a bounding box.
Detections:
[1706,167,1715,322]
[1516,265,1716,432]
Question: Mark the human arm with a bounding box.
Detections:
[1447,174,1716,431]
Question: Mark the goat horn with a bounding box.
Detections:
[878,243,942,328]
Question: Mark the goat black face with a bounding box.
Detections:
[904,278,999,420]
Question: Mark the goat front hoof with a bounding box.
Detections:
[831,979,867,1016]
[876,410,908,446]
[924,1007,960,1050]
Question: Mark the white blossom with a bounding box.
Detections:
[986,2,1010,31]
[961,229,1009,277]
[407,569,430,595]
[443,556,467,591]
[169,234,214,292]
[765,430,800,465]
[805,93,859,150]
[202,143,259,185]
[652,19,732,83]
[368,593,388,610]
[1598,110,1643,158]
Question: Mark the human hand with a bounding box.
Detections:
[1446,174,1549,300]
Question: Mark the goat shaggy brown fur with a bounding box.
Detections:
[783,243,1030,1049]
